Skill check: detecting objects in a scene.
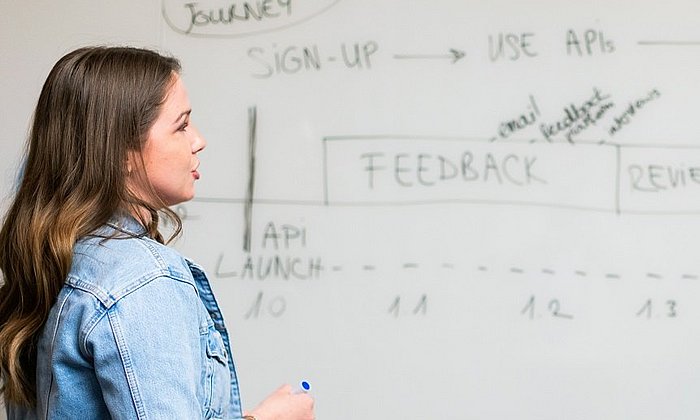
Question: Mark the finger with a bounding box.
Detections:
[276,383,293,394]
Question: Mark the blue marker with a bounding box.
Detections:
[294,381,311,394]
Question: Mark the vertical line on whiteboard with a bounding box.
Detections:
[614,144,621,215]
[322,138,329,206]
[243,106,257,252]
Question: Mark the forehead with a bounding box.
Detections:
[159,74,190,118]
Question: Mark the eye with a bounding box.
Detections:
[178,121,189,131]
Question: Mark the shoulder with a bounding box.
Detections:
[68,232,195,307]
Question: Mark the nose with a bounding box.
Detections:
[190,124,207,154]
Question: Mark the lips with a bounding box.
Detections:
[192,161,200,180]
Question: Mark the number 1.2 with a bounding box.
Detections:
[521,295,574,320]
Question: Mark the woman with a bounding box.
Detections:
[0,46,314,420]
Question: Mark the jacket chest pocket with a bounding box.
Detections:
[202,322,232,418]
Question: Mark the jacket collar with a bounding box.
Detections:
[105,211,147,237]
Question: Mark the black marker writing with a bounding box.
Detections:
[608,89,661,136]
[183,0,292,34]
[361,150,546,188]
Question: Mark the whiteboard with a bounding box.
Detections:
[3,1,700,419]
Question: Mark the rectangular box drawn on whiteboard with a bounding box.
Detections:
[322,136,617,212]
[323,136,700,215]
[619,146,700,214]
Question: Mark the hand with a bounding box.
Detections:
[245,384,315,420]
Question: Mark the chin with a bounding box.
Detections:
[182,192,195,203]
[164,194,193,207]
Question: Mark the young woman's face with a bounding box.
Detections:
[138,74,206,206]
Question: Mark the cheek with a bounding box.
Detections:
[151,153,194,186]
[141,138,194,190]
[146,145,190,172]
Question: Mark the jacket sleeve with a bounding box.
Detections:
[85,275,238,420]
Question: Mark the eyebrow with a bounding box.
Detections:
[173,109,192,125]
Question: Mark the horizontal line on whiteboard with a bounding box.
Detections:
[322,135,700,149]
[638,40,700,46]
[323,135,613,146]
[326,199,615,212]
[191,196,700,215]
[192,196,612,212]
[617,209,700,216]
[192,197,325,206]
[192,197,700,216]
[324,134,494,142]
[614,143,700,149]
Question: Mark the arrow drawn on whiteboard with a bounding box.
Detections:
[393,48,466,63]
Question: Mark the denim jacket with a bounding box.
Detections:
[7,215,243,419]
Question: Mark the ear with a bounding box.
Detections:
[125,151,136,175]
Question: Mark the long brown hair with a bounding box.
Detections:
[0,46,182,407]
